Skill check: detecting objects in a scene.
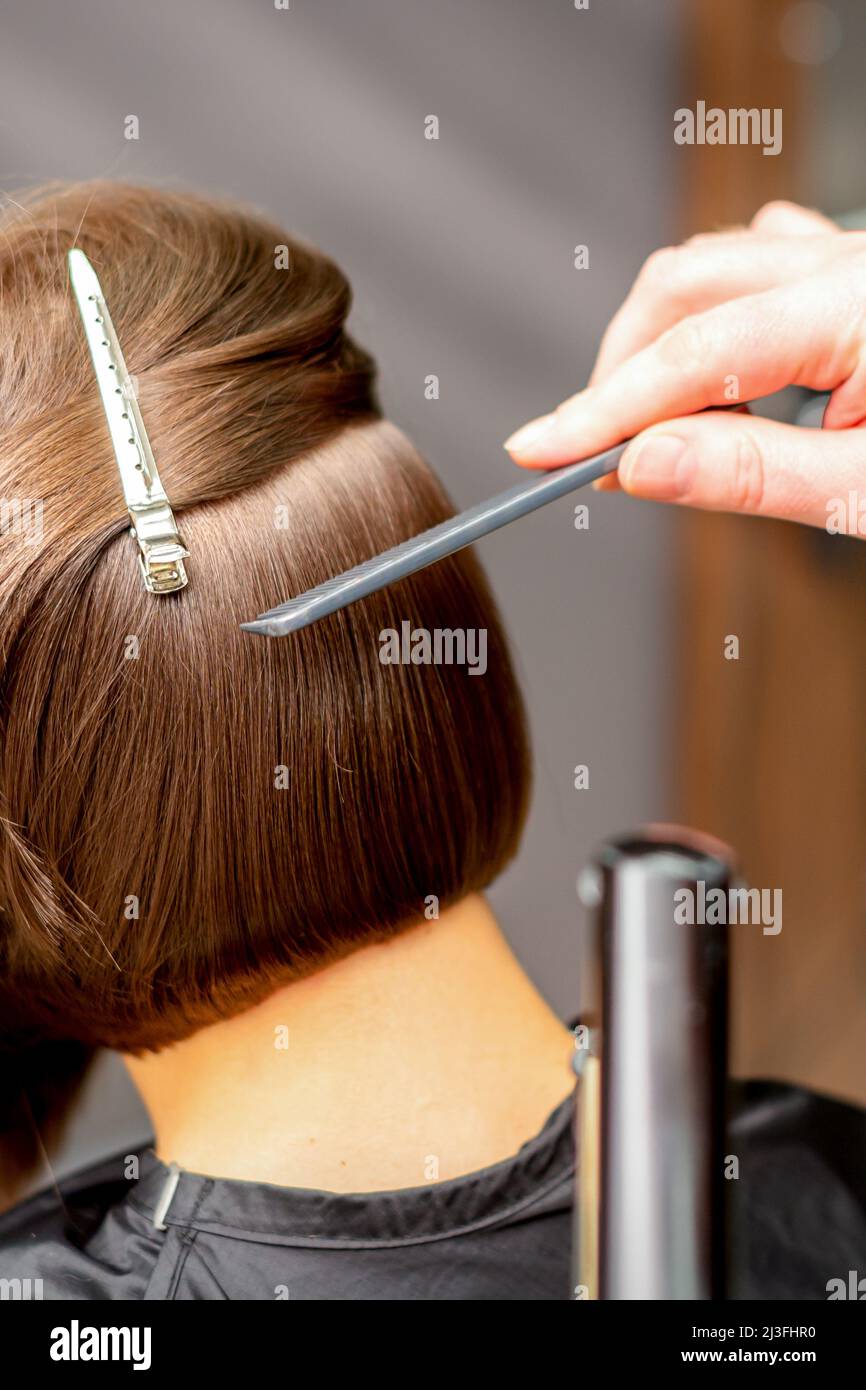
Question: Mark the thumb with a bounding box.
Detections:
[749,200,839,237]
[618,411,866,531]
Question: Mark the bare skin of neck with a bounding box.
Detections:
[124,893,574,1193]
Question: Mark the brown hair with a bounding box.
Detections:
[0,181,530,1191]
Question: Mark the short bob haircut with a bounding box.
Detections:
[0,182,530,1191]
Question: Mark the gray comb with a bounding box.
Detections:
[240,440,628,637]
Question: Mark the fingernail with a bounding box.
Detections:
[503,413,557,454]
[621,433,693,499]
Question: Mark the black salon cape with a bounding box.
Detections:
[1,1080,864,1300]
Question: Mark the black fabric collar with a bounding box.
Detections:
[125,1089,576,1249]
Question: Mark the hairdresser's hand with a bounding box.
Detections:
[504,202,866,531]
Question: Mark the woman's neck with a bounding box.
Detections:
[124,894,574,1192]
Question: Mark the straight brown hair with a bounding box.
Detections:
[0,181,530,1194]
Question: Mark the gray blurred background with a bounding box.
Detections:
[2,0,862,1173]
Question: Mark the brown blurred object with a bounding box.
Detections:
[676,0,866,1105]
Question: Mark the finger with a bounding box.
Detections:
[591,472,622,492]
[588,232,850,385]
[590,403,753,494]
[617,410,866,530]
[749,200,838,236]
[504,272,864,467]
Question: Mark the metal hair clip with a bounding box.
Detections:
[67,248,189,594]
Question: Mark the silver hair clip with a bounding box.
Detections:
[67,248,189,594]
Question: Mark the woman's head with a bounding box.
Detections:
[0,182,530,1077]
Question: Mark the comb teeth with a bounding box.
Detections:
[241,440,629,637]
